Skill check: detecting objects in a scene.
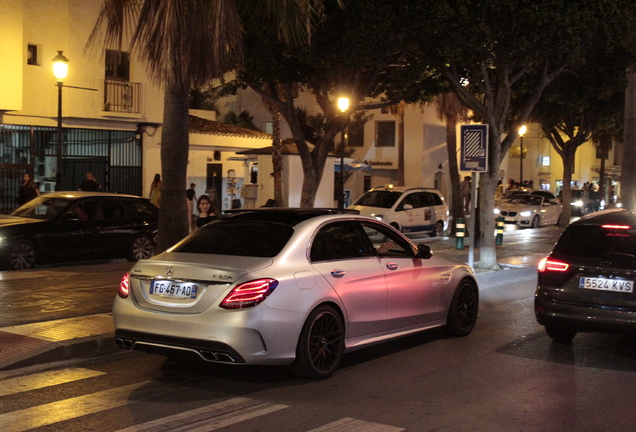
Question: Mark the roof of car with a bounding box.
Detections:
[223,208,360,226]
[368,185,440,193]
[39,191,146,199]
[571,209,634,226]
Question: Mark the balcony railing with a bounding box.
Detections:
[103,80,141,114]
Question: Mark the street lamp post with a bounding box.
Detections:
[53,51,69,191]
[337,97,350,210]
[519,125,527,186]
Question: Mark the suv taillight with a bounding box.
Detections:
[538,257,570,272]
[118,272,130,298]
[220,278,278,309]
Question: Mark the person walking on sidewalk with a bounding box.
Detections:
[461,176,472,212]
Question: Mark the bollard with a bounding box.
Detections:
[496,216,504,245]
[456,217,465,249]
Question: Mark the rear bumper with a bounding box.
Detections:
[535,289,636,334]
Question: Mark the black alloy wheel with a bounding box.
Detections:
[293,305,344,380]
[431,221,444,237]
[445,279,479,337]
[127,235,154,262]
[531,216,540,228]
[8,240,37,270]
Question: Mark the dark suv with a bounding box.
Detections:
[0,192,158,270]
[535,209,636,343]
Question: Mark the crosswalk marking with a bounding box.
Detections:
[0,367,105,397]
[0,381,178,432]
[115,397,288,432]
[307,417,405,432]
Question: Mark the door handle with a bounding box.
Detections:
[331,270,345,278]
[386,263,399,271]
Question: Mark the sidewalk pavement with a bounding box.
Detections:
[0,233,544,372]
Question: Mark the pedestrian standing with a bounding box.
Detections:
[79,172,101,191]
[195,194,219,229]
[461,176,472,212]
[149,173,162,208]
[17,173,40,206]
[186,183,197,232]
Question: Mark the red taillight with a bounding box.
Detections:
[538,257,569,272]
[602,224,631,230]
[220,278,278,309]
[118,272,130,298]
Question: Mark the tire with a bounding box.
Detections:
[127,234,154,262]
[430,221,444,237]
[531,215,540,228]
[445,279,479,337]
[7,240,37,270]
[292,305,344,380]
[390,222,401,233]
[545,325,577,344]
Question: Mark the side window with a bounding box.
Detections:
[131,200,158,217]
[310,221,371,262]
[419,192,434,207]
[397,193,418,211]
[431,193,444,206]
[359,222,414,258]
[102,200,130,219]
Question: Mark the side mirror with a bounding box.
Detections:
[417,244,433,259]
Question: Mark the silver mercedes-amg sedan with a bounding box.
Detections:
[113,209,479,379]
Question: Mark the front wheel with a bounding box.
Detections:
[292,305,344,380]
[531,216,540,228]
[7,240,37,270]
[430,221,444,237]
[445,279,479,337]
[127,235,154,262]
[545,325,577,344]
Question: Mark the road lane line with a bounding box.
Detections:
[307,417,405,432]
[0,367,105,397]
[115,397,288,432]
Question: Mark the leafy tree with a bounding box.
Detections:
[87,0,328,251]
[237,0,442,207]
[223,110,260,130]
[411,0,633,268]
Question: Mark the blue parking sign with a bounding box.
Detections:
[460,124,488,172]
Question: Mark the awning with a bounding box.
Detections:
[335,158,372,171]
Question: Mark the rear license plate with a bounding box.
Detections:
[579,277,634,293]
[150,281,198,299]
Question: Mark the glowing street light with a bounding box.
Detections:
[337,97,350,210]
[53,51,69,191]
[519,125,527,186]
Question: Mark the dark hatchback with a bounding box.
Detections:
[0,192,158,270]
[535,209,636,343]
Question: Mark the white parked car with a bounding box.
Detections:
[348,185,449,236]
[495,194,562,228]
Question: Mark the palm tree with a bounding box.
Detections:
[87,0,326,251]
[223,110,260,130]
[435,93,469,235]
[87,0,243,252]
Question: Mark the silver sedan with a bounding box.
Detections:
[113,209,479,379]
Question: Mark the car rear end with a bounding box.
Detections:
[535,210,636,340]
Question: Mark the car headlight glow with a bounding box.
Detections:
[520,211,532,217]
[573,200,583,207]
[493,208,500,215]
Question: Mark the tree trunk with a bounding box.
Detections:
[272,111,283,206]
[446,118,464,236]
[477,127,502,270]
[397,101,406,186]
[156,83,190,253]
[623,70,636,211]
[559,149,576,227]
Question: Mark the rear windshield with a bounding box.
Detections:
[555,225,636,259]
[170,221,294,257]
[353,191,402,209]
